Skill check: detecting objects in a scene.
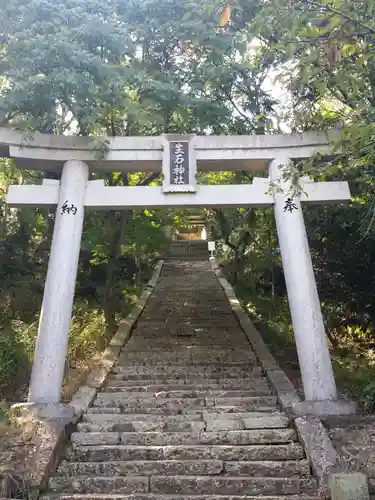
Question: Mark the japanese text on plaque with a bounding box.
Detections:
[170,142,189,185]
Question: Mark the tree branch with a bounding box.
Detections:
[300,0,375,35]
[224,91,253,124]
[213,209,238,251]
[137,172,160,187]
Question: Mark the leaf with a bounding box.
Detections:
[219,6,231,27]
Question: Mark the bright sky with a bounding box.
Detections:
[248,38,293,133]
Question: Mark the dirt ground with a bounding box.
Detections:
[0,354,102,498]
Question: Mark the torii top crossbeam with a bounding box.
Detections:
[0,127,337,173]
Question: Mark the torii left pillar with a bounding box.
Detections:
[28,160,89,404]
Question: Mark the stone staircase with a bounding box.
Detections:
[167,240,209,261]
[43,261,318,499]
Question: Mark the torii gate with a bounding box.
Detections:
[2,129,350,408]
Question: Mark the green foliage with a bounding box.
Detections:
[250,0,375,178]
[0,0,276,135]
[0,322,35,401]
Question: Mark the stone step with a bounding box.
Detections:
[82,410,288,425]
[126,328,243,332]
[81,413,202,428]
[122,349,250,354]
[120,349,252,353]
[132,319,241,323]
[71,428,297,446]
[112,363,260,371]
[104,384,272,394]
[211,396,277,406]
[111,367,263,378]
[107,377,266,386]
[143,318,240,322]
[57,458,309,477]
[204,414,290,429]
[93,395,206,408]
[49,476,149,494]
[117,360,258,366]
[85,405,278,415]
[78,413,290,433]
[67,444,305,462]
[78,419,205,433]
[123,346,251,350]
[109,372,262,381]
[128,321,242,325]
[121,354,252,359]
[150,476,316,495]
[118,355,256,362]
[136,346,251,349]
[125,341,245,345]
[93,394,277,408]
[49,475,316,495]
[42,495,318,500]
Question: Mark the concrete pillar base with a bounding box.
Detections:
[11,402,75,422]
[291,399,358,418]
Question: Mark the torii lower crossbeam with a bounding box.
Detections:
[7,178,350,209]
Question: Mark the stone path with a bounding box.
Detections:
[43,261,317,499]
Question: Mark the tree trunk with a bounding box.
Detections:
[103,209,132,335]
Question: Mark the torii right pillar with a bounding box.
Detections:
[270,157,344,405]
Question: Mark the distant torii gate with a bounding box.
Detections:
[2,129,350,407]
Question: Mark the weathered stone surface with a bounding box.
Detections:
[58,460,224,477]
[87,405,202,415]
[86,366,113,389]
[120,432,202,446]
[112,365,263,377]
[329,472,369,500]
[69,386,97,418]
[42,495,319,500]
[93,394,206,409]
[122,428,298,446]
[295,416,339,482]
[130,420,205,433]
[43,496,320,500]
[49,475,149,494]
[224,459,310,477]
[242,414,290,429]
[71,432,121,446]
[68,443,305,462]
[12,402,75,421]
[107,376,268,386]
[208,395,277,407]
[105,386,271,397]
[150,476,316,495]
[82,412,202,424]
[292,399,358,417]
[204,410,284,422]
[86,407,123,414]
[199,429,297,445]
[205,418,244,432]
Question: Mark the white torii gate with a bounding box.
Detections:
[2,129,350,407]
